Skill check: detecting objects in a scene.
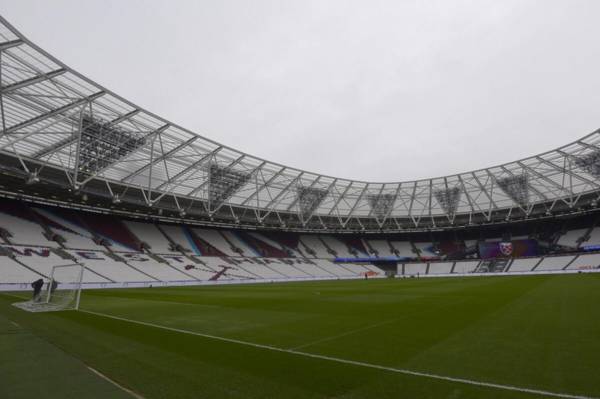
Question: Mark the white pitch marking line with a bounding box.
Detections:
[80,309,597,399]
[2,293,29,300]
[87,366,146,399]
[290,318,398,350]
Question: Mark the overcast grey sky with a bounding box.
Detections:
[3,1,600,182]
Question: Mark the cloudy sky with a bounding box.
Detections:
[3,1,600,182]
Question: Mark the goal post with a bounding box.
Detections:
[13,263,84,313]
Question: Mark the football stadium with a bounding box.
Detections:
[1,6,600,399]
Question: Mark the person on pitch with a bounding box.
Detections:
[31,278,44,302]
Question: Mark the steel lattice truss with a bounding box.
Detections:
[1,15,600,232]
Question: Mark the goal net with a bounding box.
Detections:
[13,264,84,313]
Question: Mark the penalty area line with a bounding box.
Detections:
[80,309,595,399]
[87,366,146,399]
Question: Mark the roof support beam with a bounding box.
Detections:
[32,109,141,159]
[542,153,600,189]
[1,91,104,136]
[78,123,170,186]
[187,153,247,198]
[240,167,286,207]
[122,136,197,182]
[1,68,66,93]
[151,147,223,195]
[0,40,23,52]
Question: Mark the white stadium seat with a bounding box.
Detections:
[0,211,57,247]
[428,262,454,274]
[403,263,427,275]
[192,228,240,256]
[557,229,587,248]
[508,258,540,272]
[124,221,176,254]
[452,261,479,274]
[535,255,576,271]
[299,235,332,258]
[566,253,600,270]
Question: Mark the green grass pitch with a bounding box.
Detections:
[1,274,599,399]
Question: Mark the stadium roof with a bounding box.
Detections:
[1,15,599,232]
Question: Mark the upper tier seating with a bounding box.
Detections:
[320,236,353,258]
[584,228,600,246]
[239,232,289,258]
[34,208,105,250]
[160,225,196,253]
[192,228,240,256]
[124,221,176,254]
[220,231,258,256]
[0,211,57,247]
[414,242,438,258]
[557,229,587,248]
[78,213,141,252]
[364,239,394,257]
[299,235,332,258]
[248,232,298,257]
[389,241,415,258]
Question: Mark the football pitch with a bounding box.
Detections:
[1,274,599,399]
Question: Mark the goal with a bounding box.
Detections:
[13,263,84,312]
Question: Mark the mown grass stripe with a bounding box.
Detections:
[81,309,597,399]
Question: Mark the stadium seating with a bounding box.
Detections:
[389,241,416,259]
[0,210,58,247]
[161,256,221,280]
[159,225,197,253]
[535,255,576,271]
[321,236,354,258]
[192,228,241,256]
[584,228,600,246]
[507,258,540,272]
[69,250,157,282]
[565,253,600,270]
[314,259,358,277]
[123,254,196,282]
[403,263,428,276]
[299,235,332,258]
[124,221,178,254]
[238,232,289,258]
[364,239,394,257]
[427,262,454,274]
[78,213,141,251]
[414,242,438,258]
[264,260,311,277]
[557,229,588,248]
[33,207,132,251]
[2,197,600,288]
[451,260,479,274]
[1,258,44,283]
